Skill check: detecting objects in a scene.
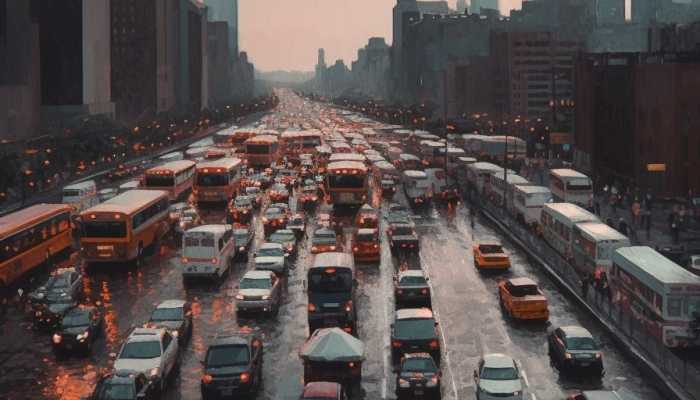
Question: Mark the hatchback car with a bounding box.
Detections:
[201,335,263,399]
[287,213,306,239]
[244,186,263,208]
[236,270,282,315]
[394,270,431,308]
[299,185,320,209]
[269,229,298,257]
[254,242,288,275]
[396,353,441,399]
[86,370,158,400]
[52,305,102,355]
[175,206,202,235]
[114,328,180,392]
[473,353,524,400]
[391,308,440,363]
[29,267,82,305]
[388,223,419,255]
[146,300,193,344]
[228,196,254,224]
[548,326,604,375]
[311,228,341,254]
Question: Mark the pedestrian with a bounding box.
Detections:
[594,199,601,216]
[618,218,628,236]
[632,200,641,228]
[671,217,680,244]
[581,274,590,299]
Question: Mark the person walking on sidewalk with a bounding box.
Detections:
[581,273,591,299]
[631,200,641,228]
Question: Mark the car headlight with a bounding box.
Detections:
[76,331,89,341]
[330,245,336,250]
[262,295,270,300]
[150,367,161,378]
[35,311,42,317]
[513,390,523,396]
[239,246,246,251]
[426,375,439,387]
[235,294,245,300]
[52,334,62,344]
[398,378,410,388]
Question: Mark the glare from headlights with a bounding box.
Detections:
[150,367,160,378]
[52,334,62,344]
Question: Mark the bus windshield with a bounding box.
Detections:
[197,173,228,186]
[308,269,353,293]
[145,175,174,187]
[328,174,365,189]
[82,221,127,238]
[246,144,270,154]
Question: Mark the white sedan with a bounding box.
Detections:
[114,327,180,392]
[473,353,524,400]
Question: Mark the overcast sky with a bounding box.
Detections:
[240,0,522,72]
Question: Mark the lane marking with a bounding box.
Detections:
[521,369,530,387]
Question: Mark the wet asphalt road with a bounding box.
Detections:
[0,95,665,400]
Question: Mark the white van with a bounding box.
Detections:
[181,225,235,281]
[62,180,99,213]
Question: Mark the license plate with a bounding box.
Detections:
[65,344,73,350]
[580,362,590,367]
[98,253,112,258]
[415,390,424,395]
[220,388,233,396]
[324,319,338,325]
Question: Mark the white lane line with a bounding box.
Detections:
[419,241,459,400]
[531,394,538,400]
[521,369,530,387]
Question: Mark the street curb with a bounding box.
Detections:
[480,207,695,400]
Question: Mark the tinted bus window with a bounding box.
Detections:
[82,221,127,238]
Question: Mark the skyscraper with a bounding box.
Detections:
[203,0,238,57]
[456,0,467,13]
[597,0,625,24]
[470,0,499,13]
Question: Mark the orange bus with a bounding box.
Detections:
[325,161,370,207]
[194,157,243,204]
[0,204,73,288]
[80,190,170,264]
[244,135,280,167]
[214,128,257,148]
[143,160,196,202]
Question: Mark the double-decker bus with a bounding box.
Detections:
[540,203,599,259]
[610,246,700,348]
[244,135,280,167]
[325,161,369,208]
[80,190,170,264]
[143,160,196,202]
[0,204,73,288]
[194,158,243,204]
[549,169,593,208]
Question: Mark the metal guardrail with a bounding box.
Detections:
[474,193,700,400]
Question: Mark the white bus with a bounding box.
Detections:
[488,172,531,207]
[402,170,432,208]
[540,202,599,259]
[62,180,99,214]
[466,162,511,195]
[572,221,630,276]
[549,169,593,208]
[181,224,235,281]
[610,246,700,348]
[510,185,552,225]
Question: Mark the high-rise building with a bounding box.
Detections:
[470,0,499,13]
[597,0,626,24]
[208,21,231,106]
[203,0,238,57]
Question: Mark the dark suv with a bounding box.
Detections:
[388,223,419,255]
[86,370,158,400]
[548,325,604,376]
[391,308,440,364]
[201,335,264,399]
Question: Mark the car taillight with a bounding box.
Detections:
[308,303,316,312]
[211,258,218,264]
[240,372,250,383]
[345,300,352,312]
[421,288,428,295]
[311,246,318,252]
[397,289,403,294]
[201,374,213,384]
[373,244,379,249]
[392,340,402,348]
[353,246,359,252]
[429,340,439,349]
[181,257,189,264]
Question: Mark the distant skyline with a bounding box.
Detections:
[239,0,522,72]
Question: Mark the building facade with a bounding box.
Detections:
[207,21,231,107]
[351,37,391,99]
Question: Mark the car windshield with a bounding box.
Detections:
[312,233,337,245]
[308,269,353,293]
[566,336,598,351]
[479,245,503,253]
[394,318,435,339]
[234,232,249,241]
[402,357,437,373]
[481,367,518,380]
[511,285,540,297]
[62,311,91,328]
[400,276,426,285]
[206,345,250,367]
[51,275,72,289]
[245,187,260,195]
[240,278,271,289]
[357,233,377,242]
[392,226,414,236]
[95,382,135,400]
[197,173,228,186]
[119,340,161,359]
[265,208,282,217]
[235,197,251,207]
[150,307,183,322]
[259,247,284,257]
[270,232,295,242]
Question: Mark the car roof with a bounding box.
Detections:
[399,270,425,279]
[357,228,378,235]
[211,335,251,347]
[508,277,537,287]
[560,325,594,338]
[302,381,341,397]
[186,224,230,234]
[314,227,336,235]
[156,299,186,309]
[396,308,434,320]
[243,270,274,280]
[482,353,516,368]
[312,252,355,270]
[260,242,283,250]
[271,229,294,235]
[105,370,141,384]
[127,327,164,342]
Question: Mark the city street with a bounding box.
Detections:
[0,94,665,400]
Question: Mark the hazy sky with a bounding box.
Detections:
[240,0,522,72]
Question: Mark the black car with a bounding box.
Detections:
[396,353,441,399]
[52,306,102,355]
[86,370,158,400]
[548,325,604,375]
[201,335,264,399]
[394,270,431,308]
[33,292,78,330]
[391,308,440,364]
[146,300,193,345]
[233,226,255,260]
[388,223,419,255]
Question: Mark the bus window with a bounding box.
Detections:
[82,221,127,238]
[247,144,269,154]
[329,174,364,189]
[668,298,682,317]
[197,173,228,186]
[145,174,174,187]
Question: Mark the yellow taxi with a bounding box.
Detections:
[473,241,511,271]
[498,277,549,321]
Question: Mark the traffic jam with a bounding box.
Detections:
[0,88,674,400]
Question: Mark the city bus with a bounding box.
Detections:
[329,153,367,166]
[572,221,630,276]
[214,128,256,147]
[488,172,531,207]
[280,131,323,160]
[325,161,369,208]
[510,185,552,227]
[194,158,243,204]
[329,141,353,154]
[610,246,700,348]
[80,190,170,264]
[466,162,504,195]
[0,204,73,288]
[244,135,280,167]
[143,160,196,202]
[62,180,99,214]
[549,169,593,208]
[540,202,599,259]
